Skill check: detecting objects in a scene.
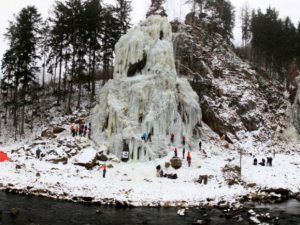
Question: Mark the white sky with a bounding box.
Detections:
[0,0,299,60]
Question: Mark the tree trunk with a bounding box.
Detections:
[21,103,25,135]
[57,49,63,105]
[66,34,77,115]
[42,54,46,88]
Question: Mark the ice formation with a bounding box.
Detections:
[92,15,201,161]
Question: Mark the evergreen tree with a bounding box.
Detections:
[146,0,168,18]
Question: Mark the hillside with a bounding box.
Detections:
[1,13,300,210]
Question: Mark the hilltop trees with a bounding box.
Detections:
[185,0,235,40]
[1,0,133,137]
[1,6,42,136]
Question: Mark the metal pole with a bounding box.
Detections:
[240,148,242,177]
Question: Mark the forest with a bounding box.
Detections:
[0,0,300,138]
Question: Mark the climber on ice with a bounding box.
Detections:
[141,133,147,142]
[182,136,186,146]
[147,132,152,142]
[171,133,174,143]
[139,112,143,123]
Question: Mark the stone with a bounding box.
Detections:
[99,154,108,162]
[249,216,260,224]
[36,172,40,177]
[296,195,300,201]
[170,158,182,169]
[177,209,186,216]
[247,183,257,188]
[41,128,51,137]
[11,207,19,216]
[165,162,170,168]
[107,164,114,168]
[47,157,68,165]
[53,127,65,134]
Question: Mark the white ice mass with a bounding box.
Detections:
[92,15,201,161]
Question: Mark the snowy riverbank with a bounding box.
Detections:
[1,140,300,208]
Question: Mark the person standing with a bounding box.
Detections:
[99,164,107,178]
[182,147,185,159]
[36,148,42,159]
[182,136,186,146]
[187,152,191,167]
[174,148,178,157]
[199,141,202,151]
[88,129,92,140]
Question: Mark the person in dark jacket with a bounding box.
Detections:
[199,141,202,151]
[182,147,185,159]
[147,132,152,142]
[182,136,186,146]
[36,148,42,159]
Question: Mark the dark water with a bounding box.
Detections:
[1,191,300,225]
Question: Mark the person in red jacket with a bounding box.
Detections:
[171,133,174,143]
[99,164,107,178]
[187,152,191,167]
[182,136,186,146]
[75,126,79,136]
[174,148,178,157]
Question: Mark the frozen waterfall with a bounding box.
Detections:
[91,15,202,162]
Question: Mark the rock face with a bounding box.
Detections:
[170,158,182,169]
[92,15,201,162]
[171,16,289,145]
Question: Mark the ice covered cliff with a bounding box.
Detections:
[91,15,202,161]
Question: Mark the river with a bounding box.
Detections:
[1,191,300,225]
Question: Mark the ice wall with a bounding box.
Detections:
[92,15,202,161]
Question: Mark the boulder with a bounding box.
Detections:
[73,149,98,169]
[53,127,65,134]
[249,216,260,224]
[247,183,257,188]
[47,157,68,165]
[11,207,19,216]
[41,128,51,137]
[296,195,300,201]
[107,164,114,168]
[170,158,182,169]
[99,154,108,162]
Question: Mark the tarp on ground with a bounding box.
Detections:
[0,151,9,162]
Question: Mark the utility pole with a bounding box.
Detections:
[239,148,242,177]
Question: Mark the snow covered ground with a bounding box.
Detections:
[1,135,300,208]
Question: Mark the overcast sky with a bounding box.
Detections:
[0,0,299,61]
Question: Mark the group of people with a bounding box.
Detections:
[156,165,178,179]
[253,156,273,167]
[174,148,192,167]
[141,132,152,142]
[70,120,92,140]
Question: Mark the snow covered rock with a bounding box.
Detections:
[73,148,98,169]
[177,209,186,216]
[92,15,201,161]
[249,216,260,224]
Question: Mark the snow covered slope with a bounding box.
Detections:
[91,15,201,161]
